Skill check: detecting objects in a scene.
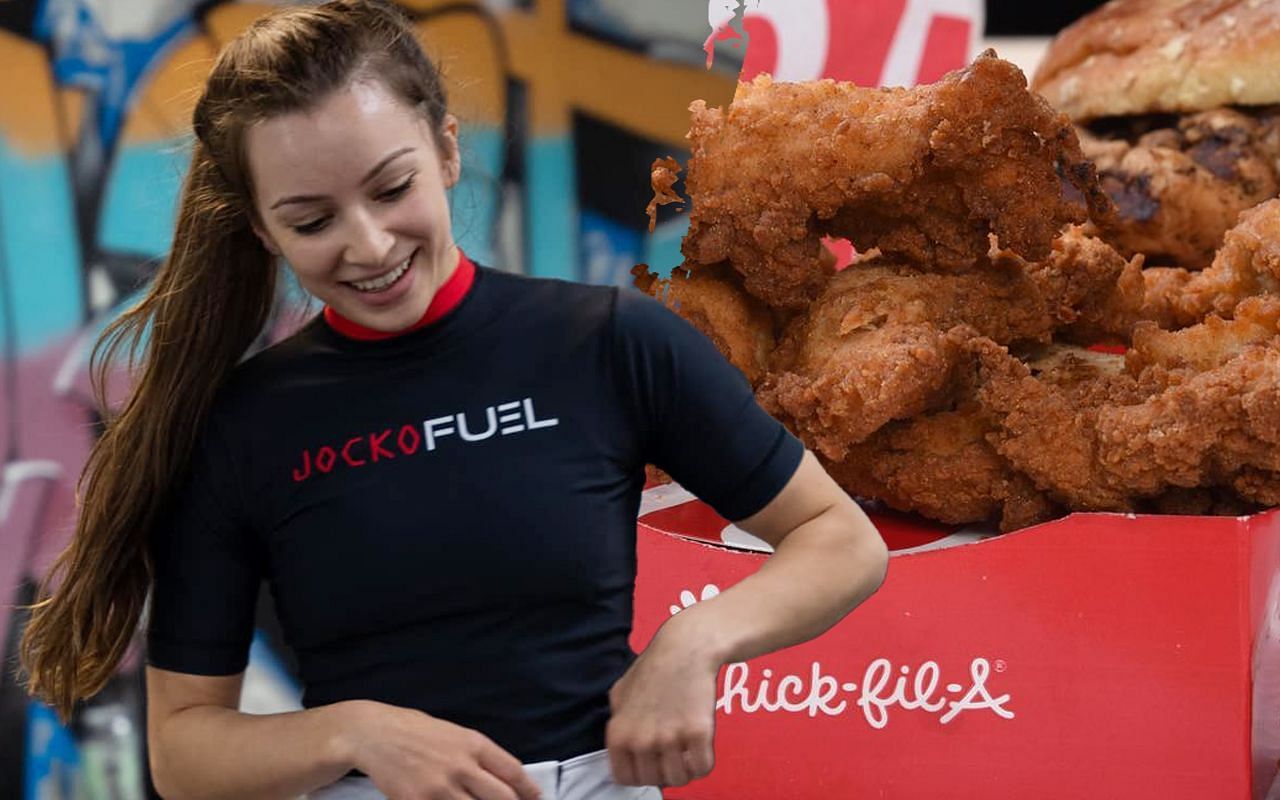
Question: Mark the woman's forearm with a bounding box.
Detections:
[151,700,362,800]
[666,498,888,668]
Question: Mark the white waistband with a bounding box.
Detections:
[309,748,659,800]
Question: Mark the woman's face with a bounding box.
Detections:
[247,79,460,332]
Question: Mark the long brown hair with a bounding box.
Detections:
[20,0,451,720]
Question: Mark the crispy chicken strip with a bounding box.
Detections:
[756,231,1138,458]
[991,226,1147,344]
[1096,199,1280,332]
[631,262,776,386]
[1168,198,1280,325]
[978,298,1280,510]
[1128,295,1280,373]
[680,51,1110,309]
[822,405,1059,532]
[757,321,977,461]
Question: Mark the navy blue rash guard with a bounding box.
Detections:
[146,263,804,763]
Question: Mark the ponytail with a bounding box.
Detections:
[19,0,453,721]
[19,142,276,719]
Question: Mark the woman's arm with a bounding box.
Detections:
[147,667,541,800]
[664,449,888,663]
[148,666,349,799]
[606,451,888,787]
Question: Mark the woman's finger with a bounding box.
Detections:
[684,740,715,780]
[658,745,691,787]
[460,766,522,800]
[607,738,640,787]
[631,746,665,789]
[476,745,543,800]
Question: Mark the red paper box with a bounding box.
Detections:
[633,487,1280,799]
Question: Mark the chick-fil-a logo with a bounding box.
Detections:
[707,0,984,87]
[671,584,1013,728]
[717,658,1015,728]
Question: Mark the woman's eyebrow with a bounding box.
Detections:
[269,146,416,209]
[360,146,415,186]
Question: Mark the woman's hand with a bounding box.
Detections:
[339,700,543,800]
[605,614,721,788]
[606,453,887,790]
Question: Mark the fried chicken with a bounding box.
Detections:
[1141,487,1262,518]
[812,299,1280,526]
[815,336,1061,532]
[678,51,1110,310]
[645,157,682,234]
[757,317,977,462]
[977,297,1280,511]
[755,258,1047,461]
[631,262,777,386]
[1075,199,1280,334]
[755,230,1141,460]
[637,57,1280,533]
[1128,293,1280,372]
[1160,198,1280,325]
[1080,109,1280,268]
[822,406,1060,532]
[1122,199,1280,330]
[991,226,1148,344]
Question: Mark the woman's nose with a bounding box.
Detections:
[342,207,396,267]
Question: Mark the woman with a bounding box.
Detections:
[20,2,888,798]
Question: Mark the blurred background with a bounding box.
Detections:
[0,0,1102,796]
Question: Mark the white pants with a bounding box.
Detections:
[308,749,662,800]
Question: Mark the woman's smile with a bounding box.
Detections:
[342,247,420,307]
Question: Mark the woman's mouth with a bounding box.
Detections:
[346,249,416,293]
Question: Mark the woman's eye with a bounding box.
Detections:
[291,217,330,235]
[378,176,414,201]
[285,176,414,235]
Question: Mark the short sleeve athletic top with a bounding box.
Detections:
[146,254,804,762]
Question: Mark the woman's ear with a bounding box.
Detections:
[438,114,461,189]
[251,219,282,257]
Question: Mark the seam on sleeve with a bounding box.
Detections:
[607,288,657,460]
[199,411,265,572]
[605,286,629,427]
[206,413,249,529]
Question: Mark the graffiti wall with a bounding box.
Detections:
[0,0,981,796]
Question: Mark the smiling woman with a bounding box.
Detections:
[247,82,463,331]
[17,2,888,799]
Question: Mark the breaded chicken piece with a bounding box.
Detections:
[679,52,1110,309]
[977,299,1280,510]
[1128,294,1280,372]
[631,262,776,386]
[1167,198,1280,324]
[991,226,1148,344]
[758,321,977,461]
[1100,200,1280,332]
[756,233,1139,459]
[822,405,1059,532]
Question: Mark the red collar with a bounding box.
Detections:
[323,249,476,341]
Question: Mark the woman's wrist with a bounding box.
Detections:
[662,601,737,670]
[321,699,379,774]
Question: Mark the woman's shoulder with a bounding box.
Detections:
[207,315,329,418]
[478,267,701,351]
[479,265,617,306]
[473,265,621,331]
